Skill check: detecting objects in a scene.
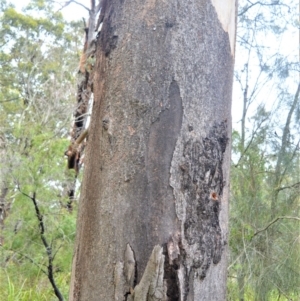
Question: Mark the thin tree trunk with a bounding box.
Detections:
[69,1,236,300]
[0,186,9,246]
[271,83,300,219]
[237,256,245,301]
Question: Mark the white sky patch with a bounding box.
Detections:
[12,0,88,22]
[210,0,236,55]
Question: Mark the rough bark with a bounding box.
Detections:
[69,0,236,300]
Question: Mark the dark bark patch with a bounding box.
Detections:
[102,116,109,130]
[98,2,118,56]
[165,21,174,28]
[149,78,182,168]
[144,79,183,242]
[181,121,228,279]
[163,242,180,301]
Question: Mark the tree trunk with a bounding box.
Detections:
[69,1,236,300]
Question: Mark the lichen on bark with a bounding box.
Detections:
[169,121,229,299]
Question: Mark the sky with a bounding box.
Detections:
[59,0,90,21]
[12,0,89,21]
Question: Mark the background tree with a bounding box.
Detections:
[228,0,300,300]
[69,1,236,300]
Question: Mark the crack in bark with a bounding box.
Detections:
[163,237,181,301]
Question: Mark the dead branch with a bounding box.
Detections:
[18,188,64,301]
[58,0,90,12]
[276,181,300,192]
[252,216,300,239]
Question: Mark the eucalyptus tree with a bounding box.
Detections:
[69,1,236,300]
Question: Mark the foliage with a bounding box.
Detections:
[0,0,82,299]
[228,0,300,300]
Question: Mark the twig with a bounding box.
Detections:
[58,0,90,12]
[270,279,294,301]
[10,250,48,275]
[239,1,290,16]
[276,181,300,192]
[252,216,300,239]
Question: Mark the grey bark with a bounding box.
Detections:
[69,1,236,300]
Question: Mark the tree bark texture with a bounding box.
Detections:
[69,0,236,300]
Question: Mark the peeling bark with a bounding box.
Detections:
[65,1,101,208]
[124,244,136,289]
[133,246,166,301]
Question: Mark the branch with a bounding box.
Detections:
[0,97,21,103]
[58,0,90,12]
[270,279,294,301]
[276,181,300,192]
[18,188,64,301]
[11,250,47,275]
[234,114,269,167]
[239,1,290,16]
[31,193,64,301]
[277,139,300,187]
[252,216,300,239]
[52,244,62,261]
